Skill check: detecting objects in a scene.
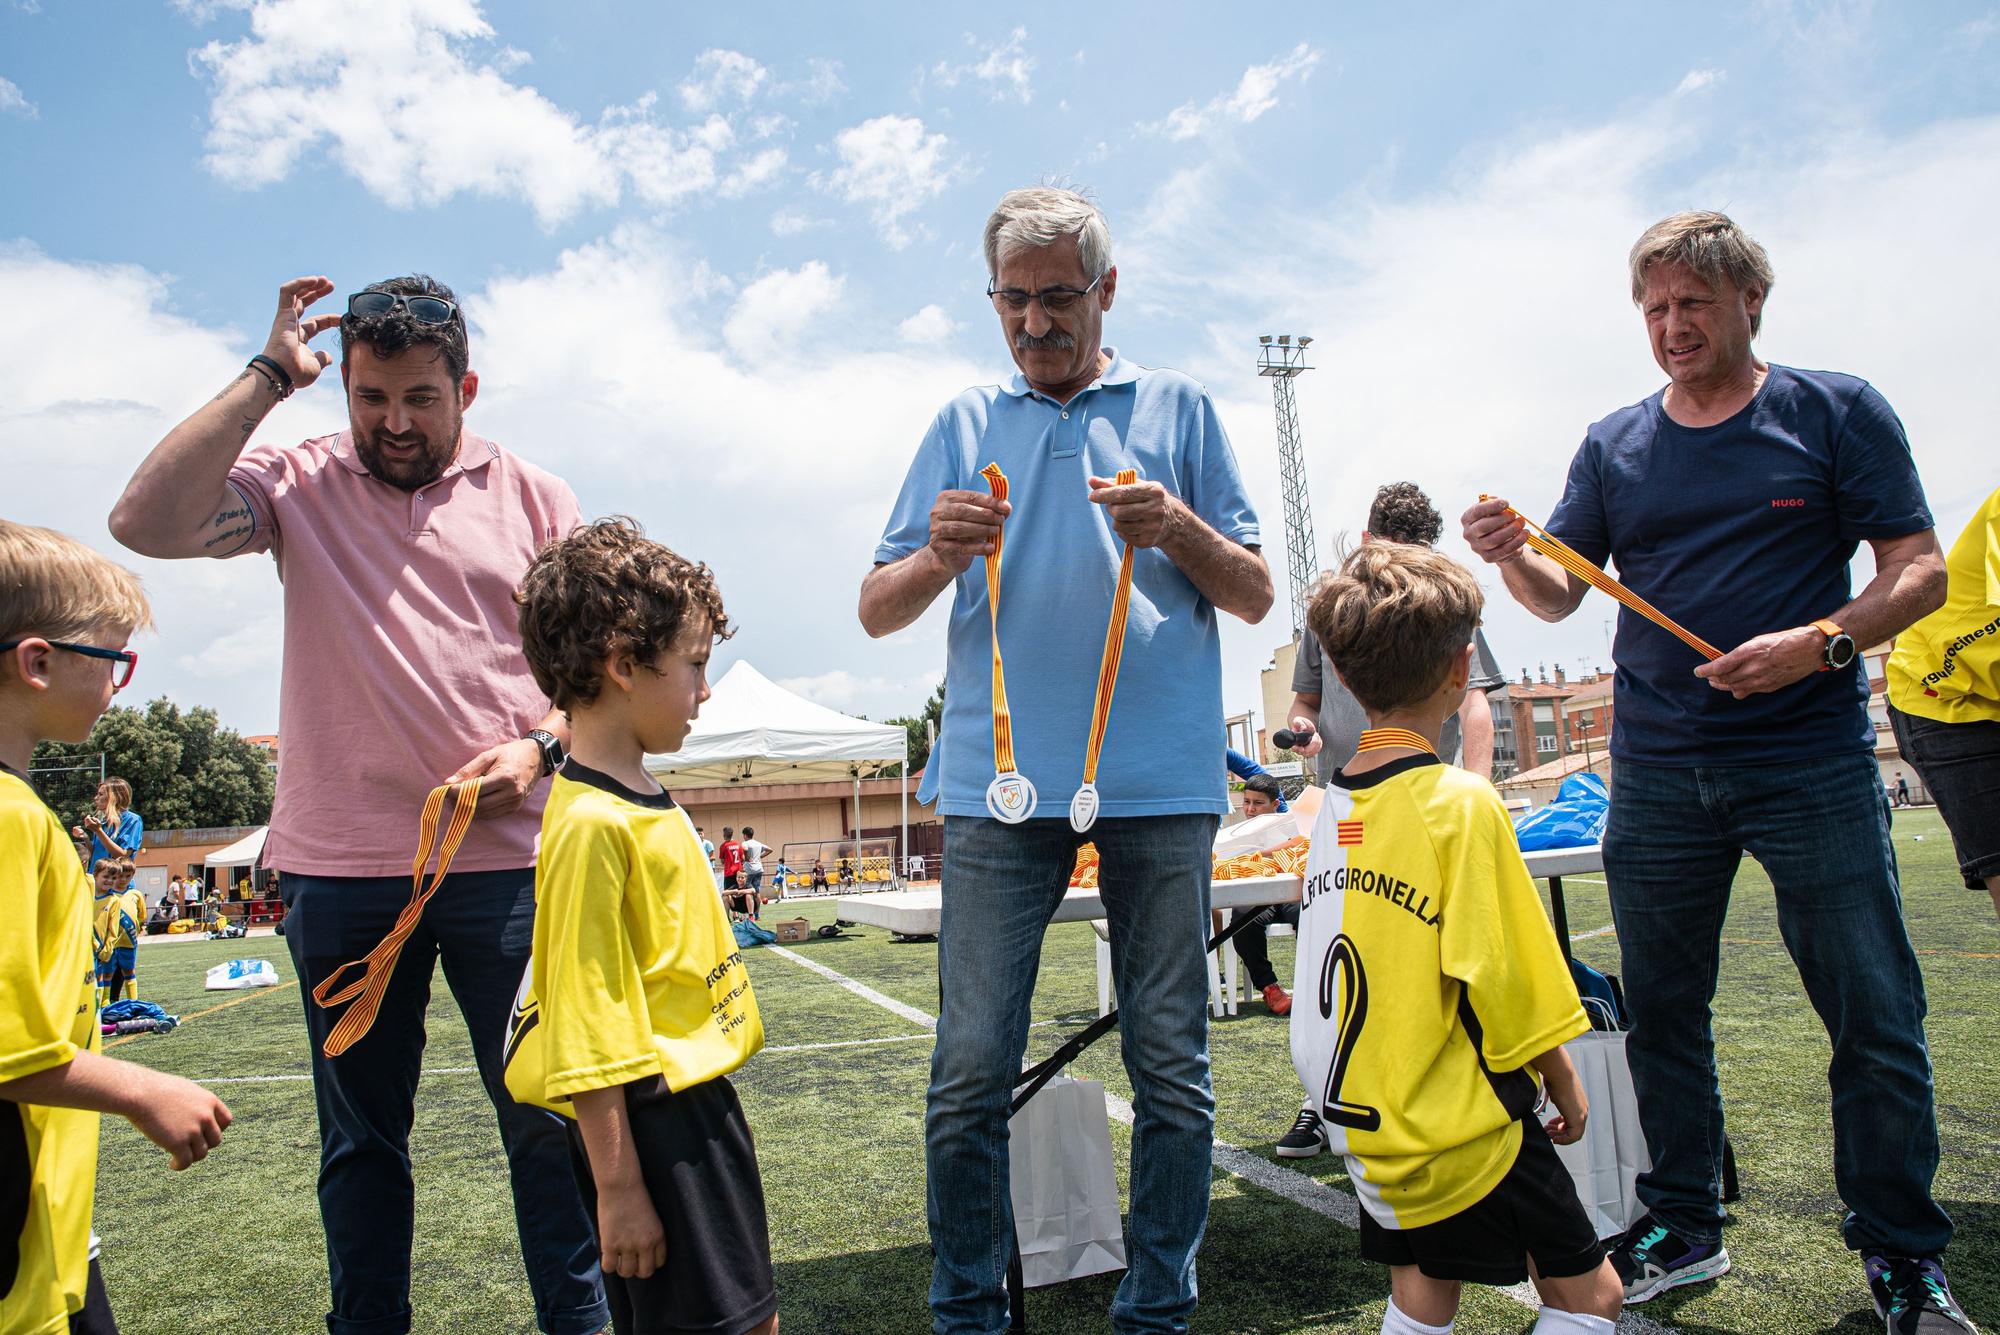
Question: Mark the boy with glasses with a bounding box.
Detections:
[1,520,232,1331]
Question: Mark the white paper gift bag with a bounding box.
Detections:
[1553,1027,1652,1239]
[1007,1075,1128,1288]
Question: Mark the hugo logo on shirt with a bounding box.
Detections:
[1769,497,1807,508]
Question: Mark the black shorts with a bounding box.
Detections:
[566,1075,776,1335]
[1359,1118,1604,1285]
[1891,705,2000,889]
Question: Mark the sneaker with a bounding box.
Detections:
[1866,1255,1978,1333]
[1275,1108,1326,1159]
[1261,983,1293,1016]
[1610,1213,1731,1304]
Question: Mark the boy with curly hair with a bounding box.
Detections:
[503,518,776,1335]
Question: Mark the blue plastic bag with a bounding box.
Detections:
[733,919,778,949]
[1513,772,1610,850]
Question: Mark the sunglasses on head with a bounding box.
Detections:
[346,291,458,326]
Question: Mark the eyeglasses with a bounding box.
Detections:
[346,290,459,326]
[0,639,138,690]
[986,273,1103,314]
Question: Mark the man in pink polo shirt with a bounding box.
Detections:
[110,275,607,1335]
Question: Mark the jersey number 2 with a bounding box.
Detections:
[1317,933,1382,1132]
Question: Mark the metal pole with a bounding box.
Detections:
[900,738,909,889]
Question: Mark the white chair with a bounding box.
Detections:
[1094,919,1231,1019]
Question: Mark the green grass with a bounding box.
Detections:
[92,806,1999,1333]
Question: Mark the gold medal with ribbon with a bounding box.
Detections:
[976,462,1142,830]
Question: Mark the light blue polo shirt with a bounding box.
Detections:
[876,349,1261,818]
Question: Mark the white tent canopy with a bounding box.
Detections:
[205,825,267,868]
[646,662,910,875]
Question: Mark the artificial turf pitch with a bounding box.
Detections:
[95,805,1996,1333]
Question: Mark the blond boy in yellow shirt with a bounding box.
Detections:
[0,521,233,1333]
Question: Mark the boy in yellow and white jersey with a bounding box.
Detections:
[1,521,231,1334]
[503,518,774,1335]
[1293,542,1621,1335]
[91,859,145,1005]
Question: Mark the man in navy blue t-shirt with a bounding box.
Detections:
[1465,212,1970,1331]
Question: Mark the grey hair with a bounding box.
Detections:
[983,187,1114,282]
[1629,211,1776,335]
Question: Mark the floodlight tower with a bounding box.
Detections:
[1256,333,1319,637]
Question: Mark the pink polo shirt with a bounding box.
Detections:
[226,431,580,877]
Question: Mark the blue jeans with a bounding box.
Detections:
[927,813,1219,1335]
[281,869,609,1335]
[1603,756,1952,1255]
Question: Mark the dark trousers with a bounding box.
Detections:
[1604,755,1952,1254]
[281,868,608,1335]
[1227,903,1299,992]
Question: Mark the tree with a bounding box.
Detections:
[31,697,275,833]
[884,681,946,778]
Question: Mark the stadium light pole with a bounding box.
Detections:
[1256,333,1320,638]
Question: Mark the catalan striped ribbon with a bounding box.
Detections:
[1485,497,1723,662]
[1081,468,1140,787]
[1355,727,1437,756]
[311,780,480,1057]
[980,463,1018,779]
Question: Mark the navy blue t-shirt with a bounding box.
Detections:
[1546,365,1932,766]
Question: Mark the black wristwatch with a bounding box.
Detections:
[526,728,565,777]
[1812,618,1857,672]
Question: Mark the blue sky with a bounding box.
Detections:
[4,0,1998,739]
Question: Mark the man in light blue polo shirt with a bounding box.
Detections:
[861,187,1272,1335]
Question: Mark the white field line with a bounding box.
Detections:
[769,946,1676,1335]
[1571,924,1618,941]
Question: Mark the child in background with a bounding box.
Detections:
[92,857,145,1004]
[503,518,776,1335]
[0,520,232,1331]
[1294,542,1622,1335]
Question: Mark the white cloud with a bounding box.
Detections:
[792,57,846,105]
[0,75,35,117]
[775,668,940,716]
[769,208,827,237]
[720,146,788,199]
[931,27,1035,104]
[1675,67,1725,95]
[185,0,762,227]
[722,261,845,356]
[677,48,767,113]
[813,113,962,248]
[1149,42,1320,140]
[897,304,958,344]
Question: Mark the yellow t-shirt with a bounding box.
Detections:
[505,763,763,1116]
[1887,484,2000,723]
[0,768,101,1333]
[93,889,143,961]
[1291,756,1588,1231]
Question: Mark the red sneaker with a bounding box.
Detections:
[1262,983,1292,1016]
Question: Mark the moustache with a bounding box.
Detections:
[1013,329,1077,352]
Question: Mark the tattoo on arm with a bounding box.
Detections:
[208,369,253,405]
[212,506,250,527]
[203,525,253,552]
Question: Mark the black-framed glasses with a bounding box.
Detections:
[0,639,138,690]
[347,290,459,326]
[986,273,1103,314]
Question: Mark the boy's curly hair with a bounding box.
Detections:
[1365,482,1444,547]
[1307,542,1483,714]
[515,517,731,711]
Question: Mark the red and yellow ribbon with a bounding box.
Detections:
[311,780,479,1057]
[1355,727,1436,755]
[1081,468,1139,786]
[1485,497,1722,662]
[980,463,1017,778]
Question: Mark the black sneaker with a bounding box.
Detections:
[1275,1108,1326,1159]
[1866,1255,1978,1333]
[1609,1213,1730,1304]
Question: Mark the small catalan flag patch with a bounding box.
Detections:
[1336,820,1364,847]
